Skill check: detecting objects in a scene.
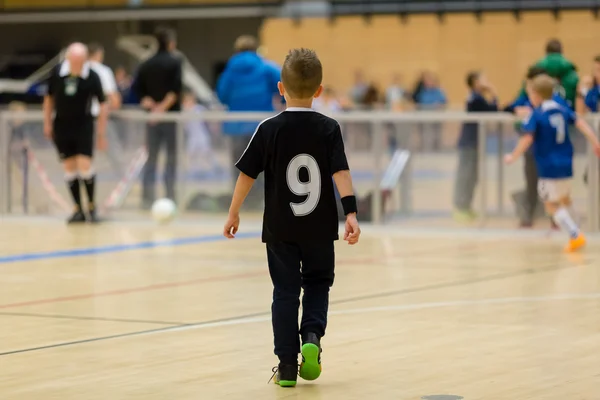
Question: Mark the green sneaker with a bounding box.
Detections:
[299,333,322,381]
[269,364,297,387]
[453,209,476,223]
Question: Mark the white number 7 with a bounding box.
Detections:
[286,154,321,216]
[549,114,566,144]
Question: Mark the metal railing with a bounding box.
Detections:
[0,109,598,231]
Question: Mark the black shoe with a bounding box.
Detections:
[269,363,297,387]
[88,209,100,224]
[299,333,322,381]
[67,210,87,224]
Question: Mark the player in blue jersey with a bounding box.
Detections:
[505,66,571,228]
[505,75,600,252]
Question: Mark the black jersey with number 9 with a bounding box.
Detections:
[235,108,350,243]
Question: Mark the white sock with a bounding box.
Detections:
[79,168,95,180]
[553,207,580,239]
[567,205,579,224]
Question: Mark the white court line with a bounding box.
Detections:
[138,293,600,338]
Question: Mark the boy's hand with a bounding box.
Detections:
[223,213,240,239]
[504,154,516,165]
[344,213,360,245]
[594,142,600,158]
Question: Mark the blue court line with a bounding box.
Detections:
[0,232,261,265]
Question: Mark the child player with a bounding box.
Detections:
[505,74,600,251]
[223,48,361,387]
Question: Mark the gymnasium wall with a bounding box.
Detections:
[260,11,600,107]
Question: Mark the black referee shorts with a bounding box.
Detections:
[53,119,94,160]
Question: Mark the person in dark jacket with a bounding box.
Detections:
[453,71,498,221]
[217,35,280,207]
[133,27,183,208]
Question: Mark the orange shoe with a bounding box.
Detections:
[565,233,586,252]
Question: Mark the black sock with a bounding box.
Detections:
[83,174,96,211]
[67,178,82,211]
[278,355,298,366]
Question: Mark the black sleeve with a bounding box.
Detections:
[132,64,146,99]
[468,95,498,112]
[168,58,183,95]
[328,123,350,174]
[91,72,105,103]
[235,126,265,179]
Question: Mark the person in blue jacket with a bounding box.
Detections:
[217,35,281,208]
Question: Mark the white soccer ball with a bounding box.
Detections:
[151,198,177,224]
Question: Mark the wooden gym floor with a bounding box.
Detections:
[0,217,599,399]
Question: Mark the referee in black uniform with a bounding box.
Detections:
[133,27,183,208]
[44,42,107,223]
[223,48,360,387]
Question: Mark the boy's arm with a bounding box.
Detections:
[329,123,360,245]
[224,172,255,238]
[333,170,360,245]
[223,127,265,238]
[505,134,534,164]
[505,111,536,164]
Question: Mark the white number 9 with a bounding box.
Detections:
[286,154,321,216]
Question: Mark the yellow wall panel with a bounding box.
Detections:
[261,10,600,107]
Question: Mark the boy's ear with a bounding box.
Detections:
[277,81,285,97]
[313,85,324,99]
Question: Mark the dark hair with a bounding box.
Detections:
[234,35,258,53]
[87,42,104,56]
[466,71,480,89]
[363,84,380,108]
[281,48,323,99]
[526,66,548,80]
[545,39,562,54]
[411,72,425,103]
[155,26,176,51]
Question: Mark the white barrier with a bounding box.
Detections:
[0,110,598,231]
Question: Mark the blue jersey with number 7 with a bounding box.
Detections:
[521,100,576,179]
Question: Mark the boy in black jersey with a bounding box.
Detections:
[223,48,360,387]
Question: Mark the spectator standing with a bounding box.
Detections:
[582,56,600,113]
[133,27,183,208]
[88,43,125,177]
[114,66,133,101]
[580,56,600,187]
[385,73,406,111]
[216,35,280,208]
[312,86,342,113]
[415,71,447,151]
[349,70,368,108]
[520,39,578,110]
[182,91,221,176]
[453,71,498,222]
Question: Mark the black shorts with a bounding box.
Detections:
[53,119,94,160]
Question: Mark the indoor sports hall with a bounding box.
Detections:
[1,1,600,399]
